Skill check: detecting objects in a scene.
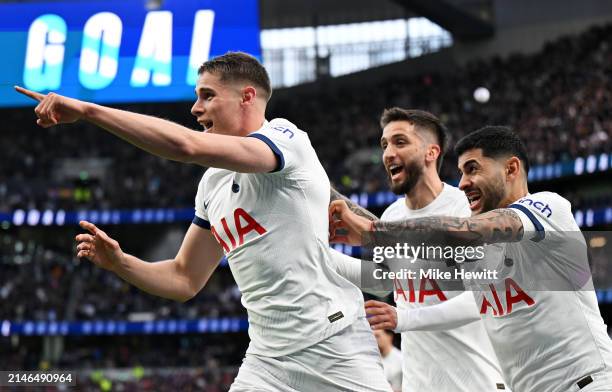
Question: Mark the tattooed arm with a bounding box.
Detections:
[329,199,524,246]
[330,187,378,221]
[373,208,525,245]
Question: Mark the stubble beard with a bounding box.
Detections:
[389,160,424,196]
[479,174,506,213]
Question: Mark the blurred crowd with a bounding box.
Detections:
[0,232,243,322]
[76,367,238,392]
[0,108,203,212]
[78,367,238,392]
[283,23,612,194]
[1,24,610,212]
[0,367,239,392]
[2,334,242,391]
[2,333,245,369]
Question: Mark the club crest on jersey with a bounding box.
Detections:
[210,208,266,253]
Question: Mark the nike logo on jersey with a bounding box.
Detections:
[203,200,210,210]
[517,197,552,217]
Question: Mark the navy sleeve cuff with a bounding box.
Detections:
[508,204,545,242]
[247,133,285,172]
[192,216,211,230]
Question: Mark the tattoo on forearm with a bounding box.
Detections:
[330,187,378,221]
[372,209,524,245]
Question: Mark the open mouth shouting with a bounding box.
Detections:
[388,163,404,182]
[199,119,213,131]
[465,190,482,211]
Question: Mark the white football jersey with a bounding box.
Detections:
[382,346,404,391]
[469,192,612,392]
[381,184,507,392]
[194,119,363,357]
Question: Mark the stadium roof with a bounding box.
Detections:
[260,0,412,28]
[0,0,495,40]
[260,0,494,40]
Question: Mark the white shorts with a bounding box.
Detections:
[229,316,393,392]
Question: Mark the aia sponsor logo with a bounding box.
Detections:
[479,278,535,316]
[393,278,448,303]
[211,208,266,252]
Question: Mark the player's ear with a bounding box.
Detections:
[505,156,521,180]
[426,144,441,165]
[241,86,257,105]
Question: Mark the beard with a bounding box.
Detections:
[479,174,506,213]
[388,159,424,195]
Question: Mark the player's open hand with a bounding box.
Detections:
[365,300,398,330]
[15,86,86,128]
[75,220,125,272]
[328,199,373,246]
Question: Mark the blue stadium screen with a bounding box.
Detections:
[0,0,261,106]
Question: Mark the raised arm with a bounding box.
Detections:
[15,86,277,173]
[373,208,524,245]
[76,221,223,302]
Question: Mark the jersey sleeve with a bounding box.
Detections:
[394,291,481,332]
[328,248,362,287]
[508,192,575,242]
[246,118,309,174]
[380,199,400,221]
[453,197,472,218]
[193,175,211,230]
[328,248,393,297]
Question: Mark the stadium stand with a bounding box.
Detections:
[0,24,610,212]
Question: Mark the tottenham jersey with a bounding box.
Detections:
[382,346,404,391]
[468,192,612,392]
[382,184,507,392]
[194,119,363,357]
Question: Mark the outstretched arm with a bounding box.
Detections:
[373,208,525,245]
[76,221,223,302]
[15,86,277,173]
[329,199,524,246]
